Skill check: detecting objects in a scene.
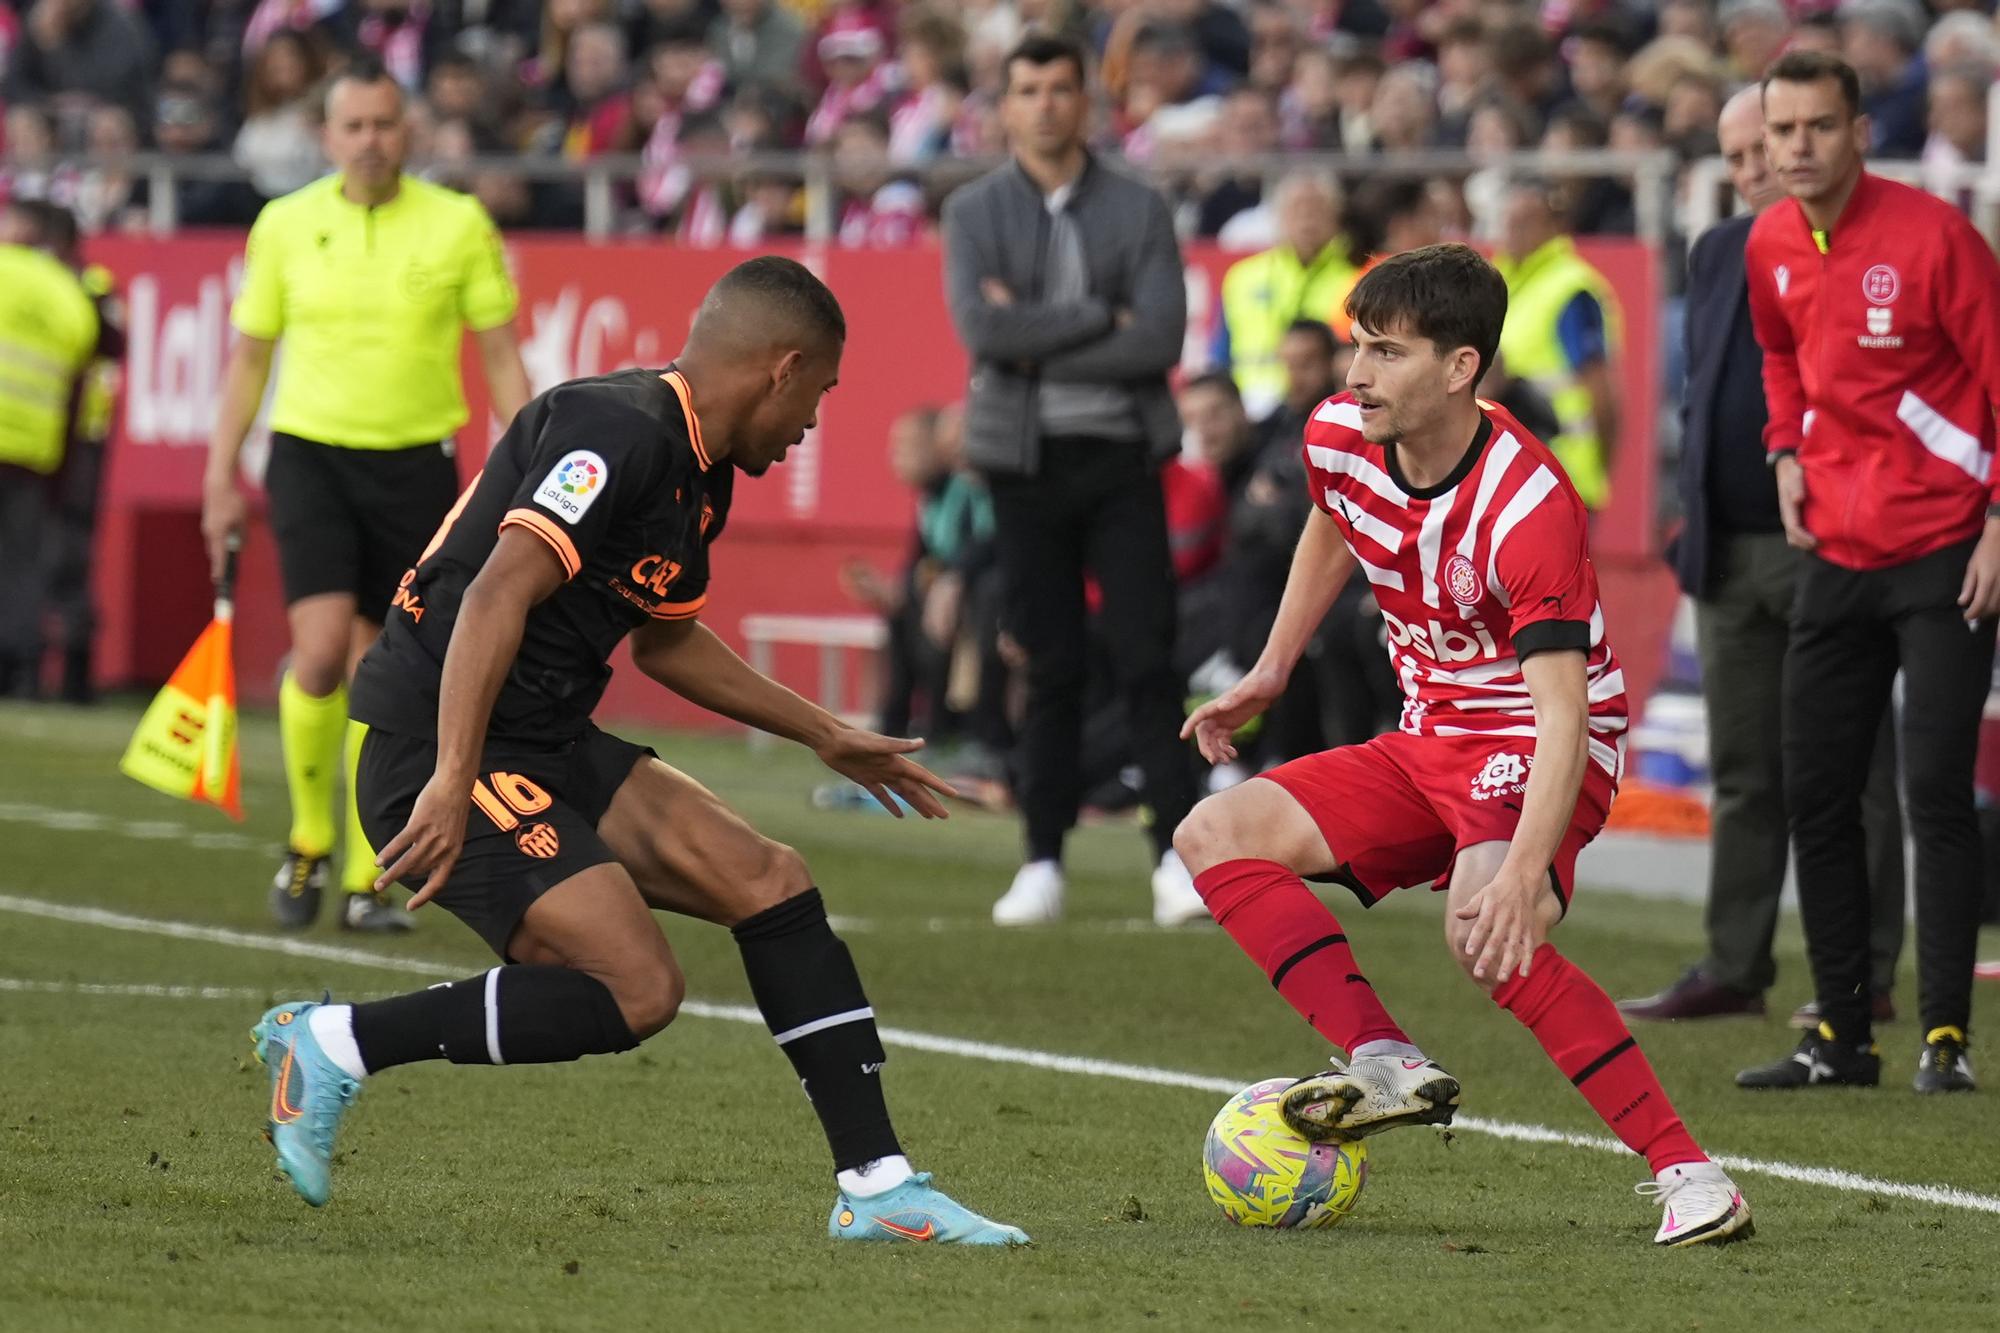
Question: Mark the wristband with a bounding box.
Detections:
[1767,448,1798,470]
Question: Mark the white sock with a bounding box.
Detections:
[306,1004,369,1080]
[838,1154,914,1199]
[1352,1039,1426,1062]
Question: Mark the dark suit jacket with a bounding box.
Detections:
[1674,214,1772,598]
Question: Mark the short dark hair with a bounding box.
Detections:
[1131,22,1198,59]
[1003,31,1087,91]
[1181,370,1241,401]
[325,54,403,118]
[1344,244,1507,382]
[1763,50,1862,118]
[714,255,846,345]
[1282,318,1340,358]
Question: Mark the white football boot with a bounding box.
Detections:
[1279,1054,1462,1141]
[1151,850,1210,927]
[992,860,1065,926]
[1638,1161,1754,1247]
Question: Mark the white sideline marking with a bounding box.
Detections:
[4,891,1999,1218]
[0,800,281,857]
[0,977,266,1000]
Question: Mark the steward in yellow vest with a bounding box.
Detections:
[1494,186,1622,510]
[1216,172,1357,418]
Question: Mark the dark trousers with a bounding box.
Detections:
[1697,533,1903,995]
[0,467,50,690]
[988,438,1196,863]
[1784,537,1996,1041]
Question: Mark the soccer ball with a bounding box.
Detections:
[1202,1077,1368,1229]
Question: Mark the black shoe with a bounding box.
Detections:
[1736,1026,1881,1089]
[269,853,328,929]
[341,890,415,933]
[1618,966,1766,1021]
[1913,1027,1975,1094]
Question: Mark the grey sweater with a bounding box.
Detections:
[940,156,1186,477]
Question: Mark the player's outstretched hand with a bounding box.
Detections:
[1454,868,1547,985]
[1181,665,1286,765]
[813,727,957,820]
[374,773,471,909]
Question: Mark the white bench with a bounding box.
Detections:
[740,613,888,748]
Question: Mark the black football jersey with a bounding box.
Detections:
[351,366,733,743]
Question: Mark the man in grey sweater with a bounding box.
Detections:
[941,32,1205,927]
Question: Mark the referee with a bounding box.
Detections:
[202,57,530,933]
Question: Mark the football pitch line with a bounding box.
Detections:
[5,890,1999,1219]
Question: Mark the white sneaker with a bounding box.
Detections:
[993,860,1064,926]
[1279,1054,1462,1141]
[1639,1162,1754,1247]
[1151,850,1210,927]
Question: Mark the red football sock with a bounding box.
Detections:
[1493,944,1707,1174]
[1195,858,1409,1055]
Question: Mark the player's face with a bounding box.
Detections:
[324,78,409,190]
[742,345,841,476]
[1761,78,1868,206]
[1345,321,1455,444]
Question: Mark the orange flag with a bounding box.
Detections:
[120,547,243,820]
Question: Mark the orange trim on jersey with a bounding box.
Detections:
[649,593,707,620]
[660,370,712,471]
[417,469,483,566]
[500,508,581,579]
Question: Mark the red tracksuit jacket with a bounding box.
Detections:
[1746,172,2000,570]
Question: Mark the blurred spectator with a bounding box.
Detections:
[832,113,925,248]
[634,19,726,221]
[1327,49,1383,153]
[889,6,968,167]
[1488,17,1561,124]
[425,49,495,127]
[1923,63,1990,210]
[1244,2,1298,100]
[1544,106,1636,237]
[1787,13,1845,59]
[154,83,265,225]
[1275,46,1341,151]
[1924,11,1999,71]
[653,109,732,243]
[1214,170,1354,419]
[728,167,803,245]
[526,0,610,91]
[323,0,441,91]
[550,21,636,157]
[708,0,804,94]
[1842,1,1927,157]
[1563,20,1632,124]
[1719,0,1789,82]
[1658,0,1717,47]
[627,0,716,57]
[234,28,327,198]
[0,102,69,206]
[1433,17,1489,146]
[1190,87,1276,238]
[805,11,895,147]
[71,103,144,231]
[3,0,156,126]
[1494,178,1621,512]
[1366,64,1435,153]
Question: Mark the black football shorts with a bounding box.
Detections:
[356,724,654,958]
[264,432,460,618]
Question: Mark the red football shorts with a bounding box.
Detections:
[1259,729,1619,913]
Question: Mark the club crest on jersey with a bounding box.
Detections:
[1470,751,1532,801]
[1444,553,1484,607]
[535,451,608,525]
[1862,264,1899,304]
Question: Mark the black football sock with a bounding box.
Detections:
[348,966,639,1071]
[733,888,903,1172]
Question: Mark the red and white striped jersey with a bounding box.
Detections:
[1301,393,1628,779]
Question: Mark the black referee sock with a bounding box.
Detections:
[734,888,903,1172]
[348,966,639,1071]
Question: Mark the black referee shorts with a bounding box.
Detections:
[265,431,461,618]
[356,724,656,959]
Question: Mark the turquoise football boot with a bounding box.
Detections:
[829,1173,1029,1245]
[251,1000,360,1207]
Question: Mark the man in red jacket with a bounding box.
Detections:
[1737,51,2000,1095]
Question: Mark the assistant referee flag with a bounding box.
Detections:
[121,549,243,821]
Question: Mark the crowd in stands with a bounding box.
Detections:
[0,0,1992,238]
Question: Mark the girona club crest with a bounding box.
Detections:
[1862,264,1900,304]
[1470,752,1532,801]
[1444,553,1484,607]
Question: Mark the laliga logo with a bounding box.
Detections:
[1381,608,1499,663]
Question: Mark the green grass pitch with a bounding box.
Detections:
[1,700,1996,1331]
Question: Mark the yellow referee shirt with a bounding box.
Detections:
[230,174,519,450]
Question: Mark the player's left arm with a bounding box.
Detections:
[631,618,956,819]
[1934,217,2000,619]
[1455,647,1590,983]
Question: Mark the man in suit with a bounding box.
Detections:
[1619,87,1905,1023]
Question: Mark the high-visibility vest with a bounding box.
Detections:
[1220,241,1357,418]
[0,245,99,475]
[1495,237,1620,509]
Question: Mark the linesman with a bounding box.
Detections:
[202,56,530,932]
